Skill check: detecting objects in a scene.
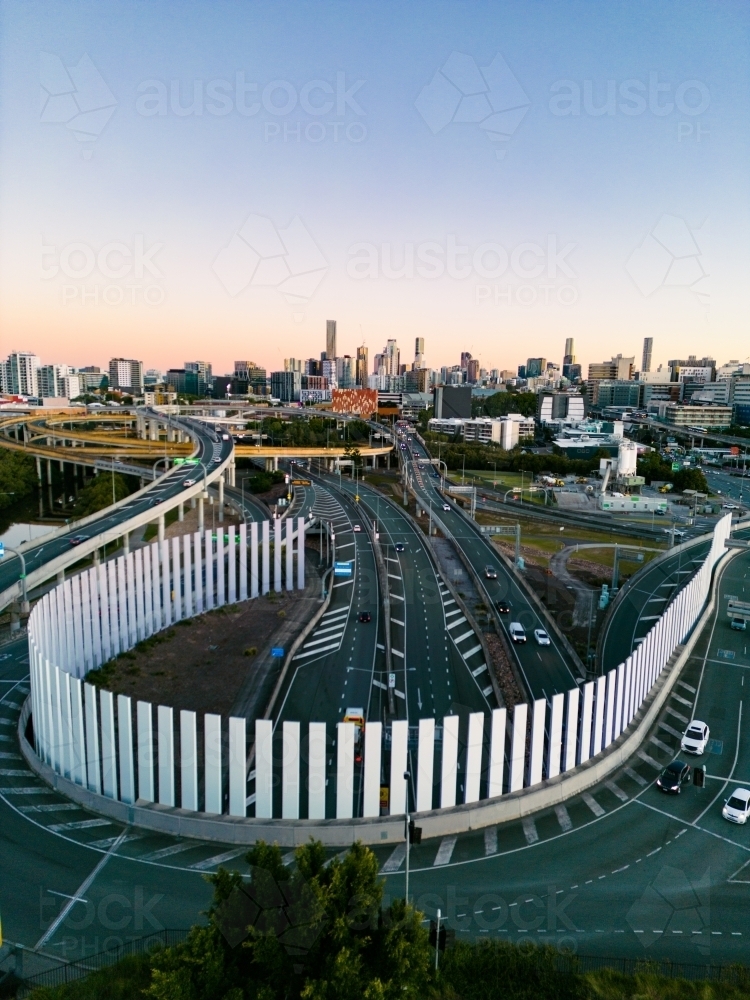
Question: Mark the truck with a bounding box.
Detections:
[343,708,365,763]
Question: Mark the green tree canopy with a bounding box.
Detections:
[73,472,134,517]
[0,448,38,510]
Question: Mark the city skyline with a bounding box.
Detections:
[0,2,747,372]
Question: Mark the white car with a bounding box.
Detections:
[534,629,551,646]
[182,479,196,487]
[353,524,362,533]
[443,503,451,511]
[722,788,750,824]
[680,720,709,755]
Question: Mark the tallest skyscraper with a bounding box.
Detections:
[325,320,337,361]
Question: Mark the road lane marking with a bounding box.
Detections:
[605,781,628,802]
[191,848,246,870]
[381,843,406,872]
[677,680,696,694]
[582,793,605,817]
[294,643,340,660]
[555,805,572,832]
[649,736,673,755]
[35,828,128,949]
[671,693,692,707]
[666,707,689,725]
[434,836,457,865]
[522,818,539,844]
[484,826,497,855]
[48,818,111,832]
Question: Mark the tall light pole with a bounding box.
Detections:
[2,546,29,618]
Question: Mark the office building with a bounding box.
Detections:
[662,403,732,429]
[356,345,368,387]
[165,369,203,396]
[108,357,143,394]
[517,365,527,379]
[184,361,212,395]
[270,370,301,402]
[233,361,267,392]
[669,357,715,383]
[466,358,480,383]
[563,337,575,363]
[325,320,337,360]
[284,358,303,373]
[642,337,653,373]
[337,355,356,389]
[590,380,642,409]
[415,337,425,369]
[37,364,82,400]
[405,368,430,392]
[587,355,635,383]
[0,351,41,396]
[433,384,472,419]
[321,358,338,390]
[525,357,546,378]
[460,351,472,370]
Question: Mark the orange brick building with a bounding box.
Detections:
[330,388,378,418]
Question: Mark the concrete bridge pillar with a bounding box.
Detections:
[123,532,130,555]
[46,459,52,483]
[93,549,100,566]
[178,502,184,522]
[158,514,165,544]
[57,569,65,584]
[198,497,204,532]
[149,419,159,441]
[229,459,236,486]
[167,426,175,442]
[218,477,224,523]
[35,456,42,482]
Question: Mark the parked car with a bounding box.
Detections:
[496,599,511,614]
[484,565,498,579]
[722,787,750,824]
[534,628,551,646]
[680,720,709,755]
[656,760,691,793]
[509,622,526,643]
[358,611,372,623]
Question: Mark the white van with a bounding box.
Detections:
[509,622,526,643]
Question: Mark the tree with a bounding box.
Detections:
[672,467,709,493]
[147,840,432,1000]
[73,472,134,517]
[0,449,38,510]
[481,392,538,418]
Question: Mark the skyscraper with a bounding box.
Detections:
[460,351,472,369]
[415,337,425,368]
[356,345,368,386]
[326,320,337,360]
[562,338,576,378]
[642,337,653,373]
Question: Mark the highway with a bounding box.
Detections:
[0,414,233,606]
[405,436,581,700]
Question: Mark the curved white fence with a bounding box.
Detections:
[26,516,732,828]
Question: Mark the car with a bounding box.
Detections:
[656,760,691,793]
[723,503,738,509]
[534,628,551,646]
[221,433,230,441]
[358,611,372,623]
[212,457,222,463]
[484,565,498,579]
[395,542,405,552]
[731,617,747,631]
[443,503,451,511]
[69,535,87,546]
[509,622,526,643]
[353,524,362,533]
[496,599,511,614]
[680,720,709,755]
[182,479,196,487]
[722,788,750,824]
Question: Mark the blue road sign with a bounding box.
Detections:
[271,647,285,658]
[334,561,353,577]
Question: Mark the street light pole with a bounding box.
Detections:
[2,546,29,616]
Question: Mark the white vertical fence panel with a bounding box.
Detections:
[528,700,546,787]
[593,675,607,756]
[118,694,135,805]
[251,522,259,598]
[161,541,172,627]
[564,687,579,772]
[441,715,459,808]
[613,663,625,739]
[204,713,222,814]
[180,710,198,812]
[308,721,328,819]
[172,537,181,621]
[416,718,435,812]
[510,703,527,792]
[228,525,237,603]
[229,716,246,817]
[205,530,214,610]
[194,532,203,614]
[389,720,409,815]
[126,553,137,646]
[622,658,633,726]
[71,577,84,677]
[60,670,73,779]
[70,677,86,786]
[274,518,282,593]
[80,573,93,673]
[100,689,118,800]
[142,545,153,639]
[137,700,154,803]
[134,549,145,642]
[286,519,294,591]
[183,534,193,618]
[117,558,128,650]
[336,722,355,819]
[297,517,305,590]
[157,705,174,807]
[216,530,225,607]
[488,708,506,797]
[239,522,248,601]
[604,669,617,748]
[262,520,270,595]
[465,712,484,803]
[547,693,565,779]
[579,681,595,764]
[84,681,101,794]
[150,544,161,634]
[282,720,300,819]
[255,719,273,818]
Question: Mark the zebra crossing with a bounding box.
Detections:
[439,585,493,701]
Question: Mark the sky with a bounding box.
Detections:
[0,0,748,377]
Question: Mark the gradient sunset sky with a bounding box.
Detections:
[0,0,747,376]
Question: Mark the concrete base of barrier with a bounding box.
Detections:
[18,548,739,848]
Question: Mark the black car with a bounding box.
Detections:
[358,611,372,623]
[496,599,511,614]
[656,760,691,793]
[395,542,405,552]
[69,535,87,546]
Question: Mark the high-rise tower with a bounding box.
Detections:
[325,320,337,360]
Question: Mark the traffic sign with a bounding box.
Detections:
[271,647,285,658]
[334,561,353,577]
[0,542,4,559]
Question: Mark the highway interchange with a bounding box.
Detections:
[0,409,748,969]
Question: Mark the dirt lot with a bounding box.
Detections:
[86,549,323,719]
